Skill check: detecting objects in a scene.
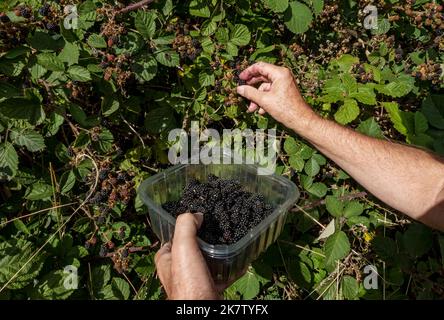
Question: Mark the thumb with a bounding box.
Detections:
[237,85,266,106]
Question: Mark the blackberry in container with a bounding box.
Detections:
[138,151,299,285]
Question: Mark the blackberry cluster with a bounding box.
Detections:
[87,167,135,209]
[413,62,443,85]
[172,34,202,62]
[162,174,274,245]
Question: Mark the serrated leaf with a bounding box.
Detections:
[0,98,45,125]
[263,0,289,13]
[60,170,76,194]
[189,0,211,17]
[304,157,320,176]
[350,87,377,105]
[343,201,364,218]
[284,1,313,34]
[0,239,45,289]
[341,275,359,300]
[306,182,327,197]
[325,196,343,217]
[335,99,360,125]
[230,24,251,47]
[87,34,107,48]
[421,95,444,129]
[133,56,158,82]
[289,155,304,171]
[37,53,65,72]
[324,231,350,269]
[25,182,53,200]
[135,11,156,39]
[111,277,130,300]
[357,117,384,139]
[59,42,79,66]
[155,51,179,67]
[10,129,45,152]
[68,66,91,82]
[0,142,18,177]
[403,223,433,258]
[231,269,260,300]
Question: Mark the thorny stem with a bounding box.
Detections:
[117,0,156,14]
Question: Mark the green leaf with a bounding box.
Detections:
[289,155,304,171]
[341,73,358,94]
[357,117,384,139]
[343,201,364,218]
[10,129,45,152]
[335,99,360,125]
[111,277,130,300]
[145,107,176,134]
[189,0,211,18]
[37,53,65,72]
[230,24,251,47]
[133,56,158,82]
[68,66,92,82]
[350,87,377,105]
[378,76,415,98]
[13,219,30,235]
[60,170,76,194]
[304,157,320,176]
[306,182,327,198]
[325,196,343,217]
[414,111,428,134]
[93,128,114,154]
[0,98,45,124]
[284,136,298,154]
[310,0,324,16]
[231,269,260,300]
[341,275,359,300]
[421,95,444,129]
[0,142,19,177]
[27,31,64,52]
[284,1,313,34]
[155,51,179,67]
[135,11,156,39]
[383,101,410,136]
[101,96,120,117]
[263,0,289,13]
[28,270,75,300]
[87,34,107,48]
[0,239,45,289]
[403,223,433,258]
[59,42,80,66]
[324,231,351,270]
[25,182,53,200]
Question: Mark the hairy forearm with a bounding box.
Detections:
[290,109,444,230]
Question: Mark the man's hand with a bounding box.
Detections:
[155,213,219,300]
[236,61,317,132]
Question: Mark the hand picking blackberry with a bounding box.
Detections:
[162,174,274,245]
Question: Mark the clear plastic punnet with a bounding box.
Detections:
[138,150,299,284]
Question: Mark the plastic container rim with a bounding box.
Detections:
[138,161,299,258]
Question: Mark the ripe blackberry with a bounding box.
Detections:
[19,7,32,18]
[99,169,109,181]
[39,3,50,16]
[46,22,59,32]
[67,147,74,157]
[97,215,106,225]
[163,175,274,245]
[99,245,108,257]
[117,172,129,183]
[0,13,10,23]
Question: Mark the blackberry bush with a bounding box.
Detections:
[0,0,443,301]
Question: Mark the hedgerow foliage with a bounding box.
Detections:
[0,0,444,300]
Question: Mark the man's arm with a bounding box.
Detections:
[237,62,444,230]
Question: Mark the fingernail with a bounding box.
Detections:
[236,86,244,95]
[194,212,204,228]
